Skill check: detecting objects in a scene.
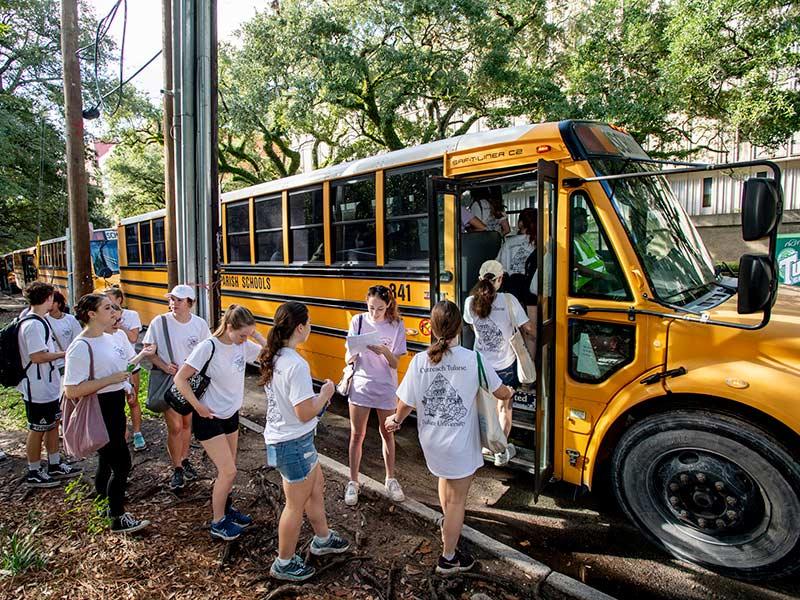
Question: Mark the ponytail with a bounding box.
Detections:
[258,301,309,385]
[469,277,497,319]
[213,304,255,338]
[427,300,462,365]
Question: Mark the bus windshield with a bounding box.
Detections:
[591,159,717,304]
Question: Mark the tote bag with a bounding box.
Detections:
[146,315,175,413]
[504,293,536,384]
[61,339,109,459]
[475,352,507,454]
[164,339,216,416]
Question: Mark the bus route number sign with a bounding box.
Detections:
[389,283,412,302]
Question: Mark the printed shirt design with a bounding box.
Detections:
[421,373,467,427]
[509,243,532,274]
[112,341,127,360]
[265,385,280,424]
[185,335,201,353]
[474,317,504,353]
[233,353,245,372]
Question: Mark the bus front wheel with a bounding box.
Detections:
[611,409,800,580]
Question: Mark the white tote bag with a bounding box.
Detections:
[504,293,536,384]
[475,352,508,454]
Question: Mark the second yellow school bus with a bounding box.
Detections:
[219,120,797,580]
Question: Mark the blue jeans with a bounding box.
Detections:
[495,361,519,389]
[266,430,319,483]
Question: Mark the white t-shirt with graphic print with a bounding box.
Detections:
[45,313,82,369]
[185,338,261,419]
[142,312,210,366]
[397,346,502,479]
[64,333,129,395]
[497,234,535,276]
[263,348,317,445]
[120,309,142,334]
[17,316,61,403]
[463,293,529,370]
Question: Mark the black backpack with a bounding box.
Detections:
[0,314,50,388]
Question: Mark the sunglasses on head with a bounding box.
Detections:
[368,285,392,300]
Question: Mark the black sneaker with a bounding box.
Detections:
[436,549,476,575]
[48,461,83,480]
[26,468,60,488]
[182,459,198,481]
[111,512,150,534]
[169,467,185,490]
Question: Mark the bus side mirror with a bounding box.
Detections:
[742,178,779,241]
[737,254,774,314]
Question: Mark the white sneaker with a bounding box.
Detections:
[344,480,359,506]
[385,478,405,502]
[494,443,516,467]
[0,449,6,461]
[506,443,517,461]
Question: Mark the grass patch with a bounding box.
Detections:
[64,479,111,536]
[0,524,46,577]
[0,386,25,430]
[125,368,161,420]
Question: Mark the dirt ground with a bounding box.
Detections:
[0,417,538,600]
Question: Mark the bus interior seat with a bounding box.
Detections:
[459,230,503,349]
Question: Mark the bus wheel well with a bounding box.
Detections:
[592,392,800,492]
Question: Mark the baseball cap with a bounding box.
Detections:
[166,284,196,301]
[479,260,504,280]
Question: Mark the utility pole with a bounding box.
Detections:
[60,0,93,299]
[163,0,178,288]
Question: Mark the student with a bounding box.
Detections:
[260,301,350,581]
[385,300,512,574]
[463,260,536,466]
[468,186,510,236]
[46,290,82,377]
[344,285,407,506]
[173,305,266,541]
[18,282,80,487]
[143,284,210,489]
[460,206,486,232]
[64,294,150,533]
[106,288,146,451]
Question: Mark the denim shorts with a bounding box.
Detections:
[495,360,519,389]
[266,430,318,483]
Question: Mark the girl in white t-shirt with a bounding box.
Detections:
[385,300,512,575]
[46,290,82,375]
[260,301,350,582]
[64,294,151,534]
[464,260,536,466]
[469,186,510,236]
[173,305,266,542]
[343,285,407,507]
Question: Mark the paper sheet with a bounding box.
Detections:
[346,330,382,355]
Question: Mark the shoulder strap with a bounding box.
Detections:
[76,338,95,380]
[160,314,175,364]
[198,338,216,377]
[476,351,488,389]
[357,314,363,335]
[48,319,65,352]
[503,293,519,332]
[21,314,50,345]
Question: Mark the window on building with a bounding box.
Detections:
[226,201,251,263]
[125,224,140,264]
[139,221,153,263]
[384,164,442,264]
[289,187,324,263]
[331,175,376,264]
[254,195,283,263]
[153,218,166,264]
[702,177,713,209]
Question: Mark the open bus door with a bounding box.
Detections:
[534,159,558,500]
[427,176,460,309]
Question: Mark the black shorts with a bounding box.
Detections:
[192,411,239,442]
[24,400,61,432]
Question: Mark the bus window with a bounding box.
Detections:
[255,195,283,263]
[226,201,251,263]
[125,224,140,264]
[569,193,630,300]
[385,164,442,265]
[140,220,153,264]
[153,218,166,264]
[569,319,635,383]
[332,175,376,264]
[289,188,324,263]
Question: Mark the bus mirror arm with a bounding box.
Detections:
[566,303,771,331]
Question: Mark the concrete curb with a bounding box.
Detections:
[238,415,616,600]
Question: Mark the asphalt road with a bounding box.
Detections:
[241,372,799,600]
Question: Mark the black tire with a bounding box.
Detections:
[611,409,800,580]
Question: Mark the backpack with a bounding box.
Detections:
[0,314,50,388]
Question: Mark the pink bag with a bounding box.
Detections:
[60,339,109,459]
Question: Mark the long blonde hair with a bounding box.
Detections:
[213,304,256,338]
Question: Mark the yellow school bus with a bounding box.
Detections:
[36,236,69,290]
[117,209,169,325]
[36,228,120,295]
[12,246,37,288]
[220,120,796,579]
[1,252,19,293]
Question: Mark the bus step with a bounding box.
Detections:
[511,413,536,431]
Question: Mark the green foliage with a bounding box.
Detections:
[64,479,111,536]
[129,368,159,419]
[0,525,46,577]
[0,385,25,430]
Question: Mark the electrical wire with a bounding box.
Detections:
[89,0,128,118]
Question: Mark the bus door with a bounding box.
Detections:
[427,176,460,309]
[535,159,558,499]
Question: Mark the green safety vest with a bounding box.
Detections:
[574,235,606,290]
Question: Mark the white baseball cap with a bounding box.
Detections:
[479,260,504,280]
[166,284,195,301]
